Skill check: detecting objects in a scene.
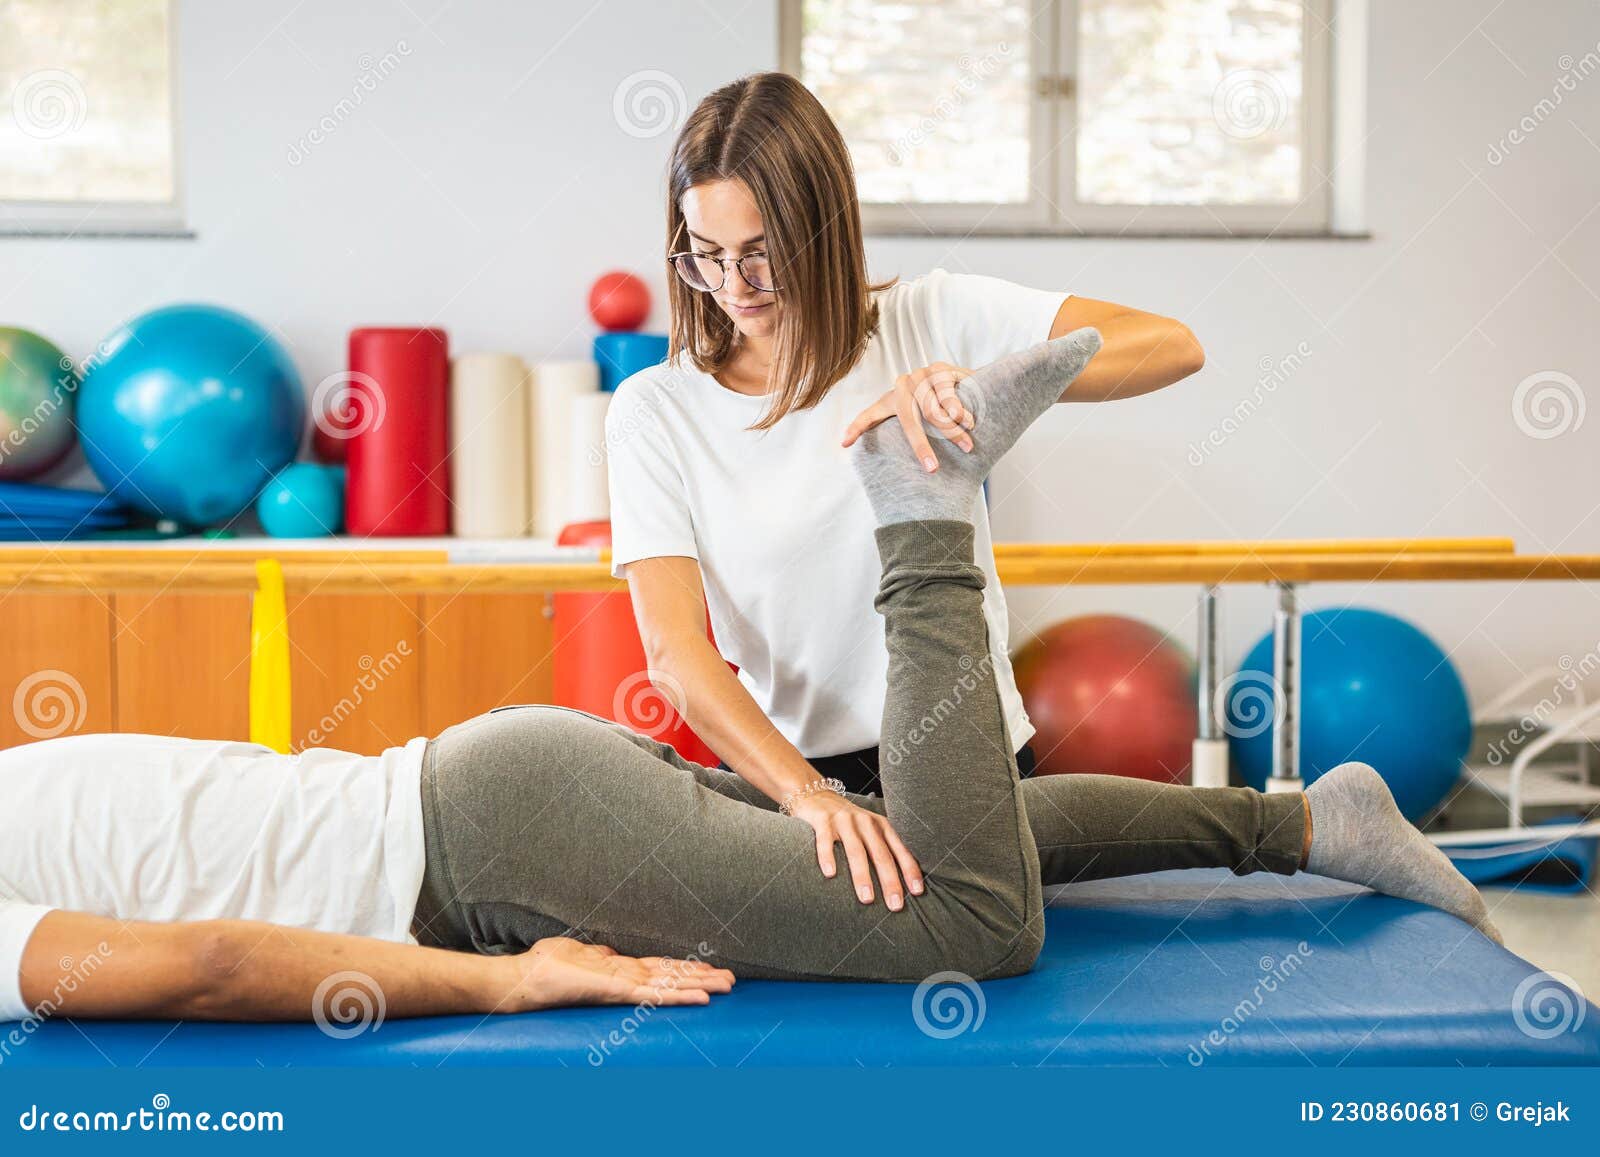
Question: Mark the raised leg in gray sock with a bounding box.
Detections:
[1306,762,1501,943]
[851,328,1102,527]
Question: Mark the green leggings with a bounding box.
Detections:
[414,521,1305,982]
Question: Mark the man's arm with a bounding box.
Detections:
[19,910,733,1021]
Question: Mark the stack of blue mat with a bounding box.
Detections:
[0,481,132,541]
[1446,818,1598,894]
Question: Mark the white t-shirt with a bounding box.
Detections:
[606,269,1066,758]
[0,733,428,1022]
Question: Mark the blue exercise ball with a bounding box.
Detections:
[78,304,305,526]
[1228,607,1470,821]
[257,463,345,538]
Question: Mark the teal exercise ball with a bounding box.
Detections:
[0,327,78,479]
[1227,607,1470,820]
[257,463,345,537]
[78,304,305,527]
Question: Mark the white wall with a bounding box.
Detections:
[2,0,1596,702]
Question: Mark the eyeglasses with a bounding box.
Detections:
[668,250,779,293]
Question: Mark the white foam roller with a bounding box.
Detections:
[449,353,531,538]
[565,391,612,525]
[529,360,599,538]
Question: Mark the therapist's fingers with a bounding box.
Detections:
[893,385,939,472]
[879,819,925,897]
[840,397,894,447]
[857,815,907,911]
[917,378,973,453]
[838,826,875,904]
[813,826,839,880]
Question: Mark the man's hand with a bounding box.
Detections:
[500,938,736,1012]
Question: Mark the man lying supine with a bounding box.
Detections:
[0,330,1497,1023]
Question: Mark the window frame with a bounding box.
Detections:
[781,0,1348,238]
[0,1,186,238]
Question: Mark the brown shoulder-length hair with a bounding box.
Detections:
[666,72,886,429]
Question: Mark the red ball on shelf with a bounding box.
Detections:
[588,271,651,332]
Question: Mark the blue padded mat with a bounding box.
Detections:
[5,870,1596,1067]
[1446,819,1597,894]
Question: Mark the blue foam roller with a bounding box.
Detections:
[594,332,669,392]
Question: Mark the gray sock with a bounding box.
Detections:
[851,327,1102,527]
[1306,762,1501,944]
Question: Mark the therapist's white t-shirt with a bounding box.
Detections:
[606,269,1066,759]
[0,733,428,1022]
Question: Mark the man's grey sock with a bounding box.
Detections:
[1306,762,1502,944]
[851,328,1102,527]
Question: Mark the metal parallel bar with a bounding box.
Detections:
[1269,582,1303,790]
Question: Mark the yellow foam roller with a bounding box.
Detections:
[249,558,292,752]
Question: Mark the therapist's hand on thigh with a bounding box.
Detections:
[790,791,925,911]
[841,363,976,471]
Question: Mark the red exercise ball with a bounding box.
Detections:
[588,271,651,331]
[1013,615,1197,783]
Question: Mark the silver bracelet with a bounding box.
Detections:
[779,777,846,816]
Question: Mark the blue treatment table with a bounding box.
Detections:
[6,871,1596,1068]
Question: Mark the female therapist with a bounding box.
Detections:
[605,72,1206,911]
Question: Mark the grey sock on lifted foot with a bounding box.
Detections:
[1306,762,1502,944]
[851,327,1102,527]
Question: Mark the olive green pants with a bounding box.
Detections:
[414,521,1305,982]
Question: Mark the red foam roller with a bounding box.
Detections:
[553,520,718,765]
[345,327,451,537]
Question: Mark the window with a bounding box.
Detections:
[0,0,180,234]
[782,0,1350,236]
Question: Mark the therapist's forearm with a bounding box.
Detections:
[650,632,819,803]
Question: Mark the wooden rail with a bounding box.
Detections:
[0,549,1595,594]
